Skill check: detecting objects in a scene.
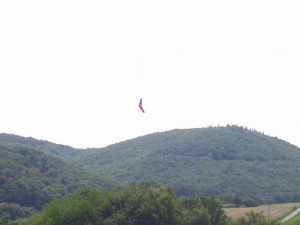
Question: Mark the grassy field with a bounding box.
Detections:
[224,203,300,220]
[286,212,300,223]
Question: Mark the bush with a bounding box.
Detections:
[243,198,258,207]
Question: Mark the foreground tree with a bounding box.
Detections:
[22,183,229,225]
[22,183,280,225]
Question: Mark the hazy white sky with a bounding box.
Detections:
[1,0,300,148]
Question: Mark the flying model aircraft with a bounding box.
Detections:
[138,98,145,113]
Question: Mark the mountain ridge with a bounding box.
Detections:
[76,126,300,203]
[1,126,300,207]
[0,133,84,160]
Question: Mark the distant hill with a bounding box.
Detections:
[77,126,300,204]
[1,126,300,207]
[0,142,112,210]
[0,133,84,160]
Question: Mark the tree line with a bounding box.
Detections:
[14,183,291,225]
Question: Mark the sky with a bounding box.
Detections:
[1,0,300,148]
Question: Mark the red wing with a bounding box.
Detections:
[138,98,145,113]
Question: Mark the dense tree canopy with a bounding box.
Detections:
[22,184,230,225]
[22,184,281,225]
[0,126,300,204]
[1,126,300,223]
[0,143,112,210]
[76,126,300,204]
[0,133,84,160]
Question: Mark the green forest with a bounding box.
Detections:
[1,126,300,223]
[77,126,300,204]
[6,183,291,225]
[0,142,112,221]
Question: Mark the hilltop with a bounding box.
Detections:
[77,126,300,204]
[1,126,300,208]
[0,133,84,160]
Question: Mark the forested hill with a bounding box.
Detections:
[0,133,83,160]
[1,126,300,207]
[78,126,300,204]
[0,142,112,211]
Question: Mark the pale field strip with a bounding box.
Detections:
[225,203,300,220]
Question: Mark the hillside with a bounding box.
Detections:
[0,133,84,160]
[0,142,112,211]
[77,126,300,204]
[1,126,300,207]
